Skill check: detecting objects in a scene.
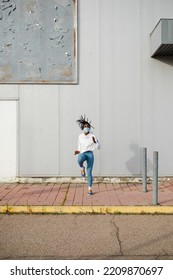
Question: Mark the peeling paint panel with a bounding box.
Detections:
[0,0,77,84]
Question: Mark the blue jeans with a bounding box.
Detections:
[77,151,94,187]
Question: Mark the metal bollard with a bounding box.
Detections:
[142,147,147,192]
[153,151,159,205]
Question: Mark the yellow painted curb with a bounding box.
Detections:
[0,205,173,214]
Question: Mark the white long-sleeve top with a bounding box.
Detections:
[78,131,101,153]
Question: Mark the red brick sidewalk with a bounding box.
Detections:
[0,182,173,206]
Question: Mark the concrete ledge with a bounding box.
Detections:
[1,176,173,184]
[1,205,173,214]
[0,176,143,184]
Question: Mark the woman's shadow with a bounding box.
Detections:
[126,142,152,176]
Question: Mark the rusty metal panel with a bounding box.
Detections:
[0,0,77,84]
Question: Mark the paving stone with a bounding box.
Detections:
[0,181,173,206]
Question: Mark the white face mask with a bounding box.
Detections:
[84,127,90,133]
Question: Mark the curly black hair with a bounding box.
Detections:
[76,114,94,130]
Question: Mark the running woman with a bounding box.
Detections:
[74,115,100,195]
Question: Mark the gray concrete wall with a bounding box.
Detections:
[0,0,173,178]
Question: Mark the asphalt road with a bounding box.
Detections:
[0,214,173,260]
